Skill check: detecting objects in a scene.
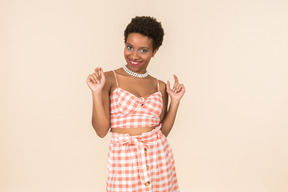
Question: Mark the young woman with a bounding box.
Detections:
[86,16,185,192]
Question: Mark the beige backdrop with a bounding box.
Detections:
[1,0,288,191]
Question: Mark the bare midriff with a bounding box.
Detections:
[111,127,155,136]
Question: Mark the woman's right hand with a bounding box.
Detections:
[86,67,106,94]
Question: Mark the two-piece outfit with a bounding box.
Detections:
[106,71,179,192]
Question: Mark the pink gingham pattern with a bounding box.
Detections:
[107,124,179,192]
[110,71,162,128]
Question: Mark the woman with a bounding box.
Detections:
[86,16,185,192]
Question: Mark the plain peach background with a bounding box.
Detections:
[1,0,288,191]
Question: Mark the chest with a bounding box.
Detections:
[110,87,163,116]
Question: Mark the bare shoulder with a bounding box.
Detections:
[158,79,166,88]
[148,75,166,92]
[158,79,167,92]
[104,70,115,81]
[102,70,116,92]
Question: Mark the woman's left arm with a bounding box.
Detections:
[160,74,185,137]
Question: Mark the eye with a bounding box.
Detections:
[140,49,148,53]
[127,45,133,50]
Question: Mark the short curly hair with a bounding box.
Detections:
[124,16,164,51]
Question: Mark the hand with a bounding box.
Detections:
[86,67,106,94]
[166,74,185,102]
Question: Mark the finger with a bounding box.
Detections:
[94,67,101,74]
[91,74,98,83]
[178,84,186,93]
[99,68,105,82]
[172,81,179,92]
[173,74,179,83]
[181,84,186,93]
[174,83,179,92]
[177,83,183,92]
[176,84,183,92]
[95,67,104,83]
[172,74,179,92]
[87,75,96,83]
[166,80,172,91]
[91,73,99,83]
[94,68,100,79]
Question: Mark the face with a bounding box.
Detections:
[124,33,157,73]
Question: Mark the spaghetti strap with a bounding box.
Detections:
[112,71,119,87]
[157,79,160,92]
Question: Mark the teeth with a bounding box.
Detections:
[131,60,140,64]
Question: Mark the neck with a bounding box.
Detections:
[126,65,147,74]
[126,66,147,74]
[122,65,149,78]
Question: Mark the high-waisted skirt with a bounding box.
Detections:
[106,124,179,192]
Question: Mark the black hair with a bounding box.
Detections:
[124,16,164,51]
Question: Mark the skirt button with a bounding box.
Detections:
[145,181,150,186]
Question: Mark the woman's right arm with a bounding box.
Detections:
[86,67,111,138]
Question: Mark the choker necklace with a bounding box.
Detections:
[122,65,149,78]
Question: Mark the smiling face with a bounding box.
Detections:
[124,33,157,73]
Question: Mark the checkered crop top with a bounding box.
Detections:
[110,71,163,128]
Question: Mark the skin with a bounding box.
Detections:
[86,32,185,137]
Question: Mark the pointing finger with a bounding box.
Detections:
[173,74,179,83]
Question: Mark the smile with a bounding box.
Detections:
[129,59,142,66]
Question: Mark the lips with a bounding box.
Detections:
[129,59,142,66]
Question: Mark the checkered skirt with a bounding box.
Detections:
[106,124,179,192]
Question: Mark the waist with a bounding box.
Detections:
[111,126,155,136]
[110,124,163,141]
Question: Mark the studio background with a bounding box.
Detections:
[1,0,288,191]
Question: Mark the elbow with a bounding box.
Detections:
[97,130,109,138]
[92,123,110,138]
[97,134,106,138]
[162,131,169,138]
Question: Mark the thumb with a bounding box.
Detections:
[100,68,105,81]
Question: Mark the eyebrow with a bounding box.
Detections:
[126,43,150,50]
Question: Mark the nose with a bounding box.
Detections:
[130,50,139,60]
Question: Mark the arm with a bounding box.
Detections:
[86,68,111,138]
[160,75,185,137]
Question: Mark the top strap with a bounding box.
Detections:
[112,71,119,87]
[157,79,160,92]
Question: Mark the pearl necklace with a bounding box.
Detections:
[122,65,149,78]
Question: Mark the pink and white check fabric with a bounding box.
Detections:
[107,124,179,192]
[110,71,162,128]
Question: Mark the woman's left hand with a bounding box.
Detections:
[166,74,185,102]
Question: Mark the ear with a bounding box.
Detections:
[152,49,158,57]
